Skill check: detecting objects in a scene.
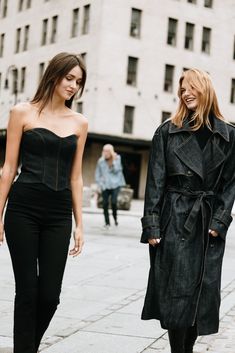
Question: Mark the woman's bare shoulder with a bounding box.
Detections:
[71,111,88,128]
[9,102,37,128]
[10,102,33,114]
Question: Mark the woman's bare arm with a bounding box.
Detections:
[0,105,25,244]
[69,114,88,257]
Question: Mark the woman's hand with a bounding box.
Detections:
[148,238,161,246]
[0,220,4,246]
[209,229,219,237]
[69,226,84,257]
[112,152,117,160]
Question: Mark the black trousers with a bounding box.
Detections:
[102,187,120,225]
[4,182,72,353]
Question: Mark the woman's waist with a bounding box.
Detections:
[17,169,71,191]
[8,182,72,208]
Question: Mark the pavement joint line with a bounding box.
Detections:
[140,332,168,353]
[79,329,158,340]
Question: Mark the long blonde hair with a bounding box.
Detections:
[171,68,224,130]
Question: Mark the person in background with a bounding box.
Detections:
[140,68,235,353]
[0,52,88,353]
[95,144,125,229]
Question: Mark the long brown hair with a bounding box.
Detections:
[171,68,224,130]
[31,52,87,113]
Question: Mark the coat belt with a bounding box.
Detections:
[167,187,214,233]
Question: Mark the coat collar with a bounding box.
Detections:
[169,114,228,181]
[169,114,230,142]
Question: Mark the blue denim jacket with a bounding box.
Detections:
[95,155,126,191]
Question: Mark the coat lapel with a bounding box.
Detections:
[169,115,230,180]
[204,135,226,174]
[174,135,204,180]
[169,121,204,180]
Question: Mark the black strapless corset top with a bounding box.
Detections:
[17,128,78,191]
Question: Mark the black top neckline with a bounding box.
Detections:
[23,127,78,139]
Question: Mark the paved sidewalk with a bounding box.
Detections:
[0,200,235,353]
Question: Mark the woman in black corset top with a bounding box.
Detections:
[0,52,88,353]
[140,69,235,353]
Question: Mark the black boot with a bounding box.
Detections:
[184,325,198,353]
[168,329,186,353]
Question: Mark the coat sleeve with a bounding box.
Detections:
[140,126,167,243]
[210,133,235,240]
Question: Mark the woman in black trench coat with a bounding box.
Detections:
[141,68,235,353]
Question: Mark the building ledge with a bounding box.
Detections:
[87,132,151,148]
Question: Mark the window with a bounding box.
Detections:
[164,64,174,93]
[18,0,31,11]
[39,62,45,82]
[0,33,5,57]
[77,102,83,113]
[18,0,24,11]
[20,67,26,92]
[185,22,194,50]
[2,0,8,17]
[202,27,211,54]
[71,8,79,37]
[233,35,235,60]
[51,15,58,43]
[187,0,196,3]
[80,52,87,64]
[204,0,213,8]
[127,57,138,86]
[162,111,171,123]
[123,106,134,133]
[12,69,18,95]
[41,18,48,45]
[231,79,235,104]
[15,28,21,53]
[167,18,178,46]
[82,4,90,34]
[23,25,30,51]
[130,8,142,38]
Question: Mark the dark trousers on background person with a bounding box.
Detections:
[4,182,72,353]
[102,187,120,226]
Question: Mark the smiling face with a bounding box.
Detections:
[180,78,200,111]
[55,65,83,101]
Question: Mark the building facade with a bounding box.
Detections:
[0,0,235,197]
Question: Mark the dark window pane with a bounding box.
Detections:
[130,8,142,38]
[162,111,171,123]
[164,64,174,92]
[127,57,138,86]
[123,106,134,133]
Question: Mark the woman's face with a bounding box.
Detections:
[55,65,83,101]
[102,147,112,160]
[180,78,200,111]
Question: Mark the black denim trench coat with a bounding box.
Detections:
[141,116,235,335]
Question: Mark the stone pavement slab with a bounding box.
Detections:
[42,331,155,353]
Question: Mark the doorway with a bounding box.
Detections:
[119,151,141,198]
